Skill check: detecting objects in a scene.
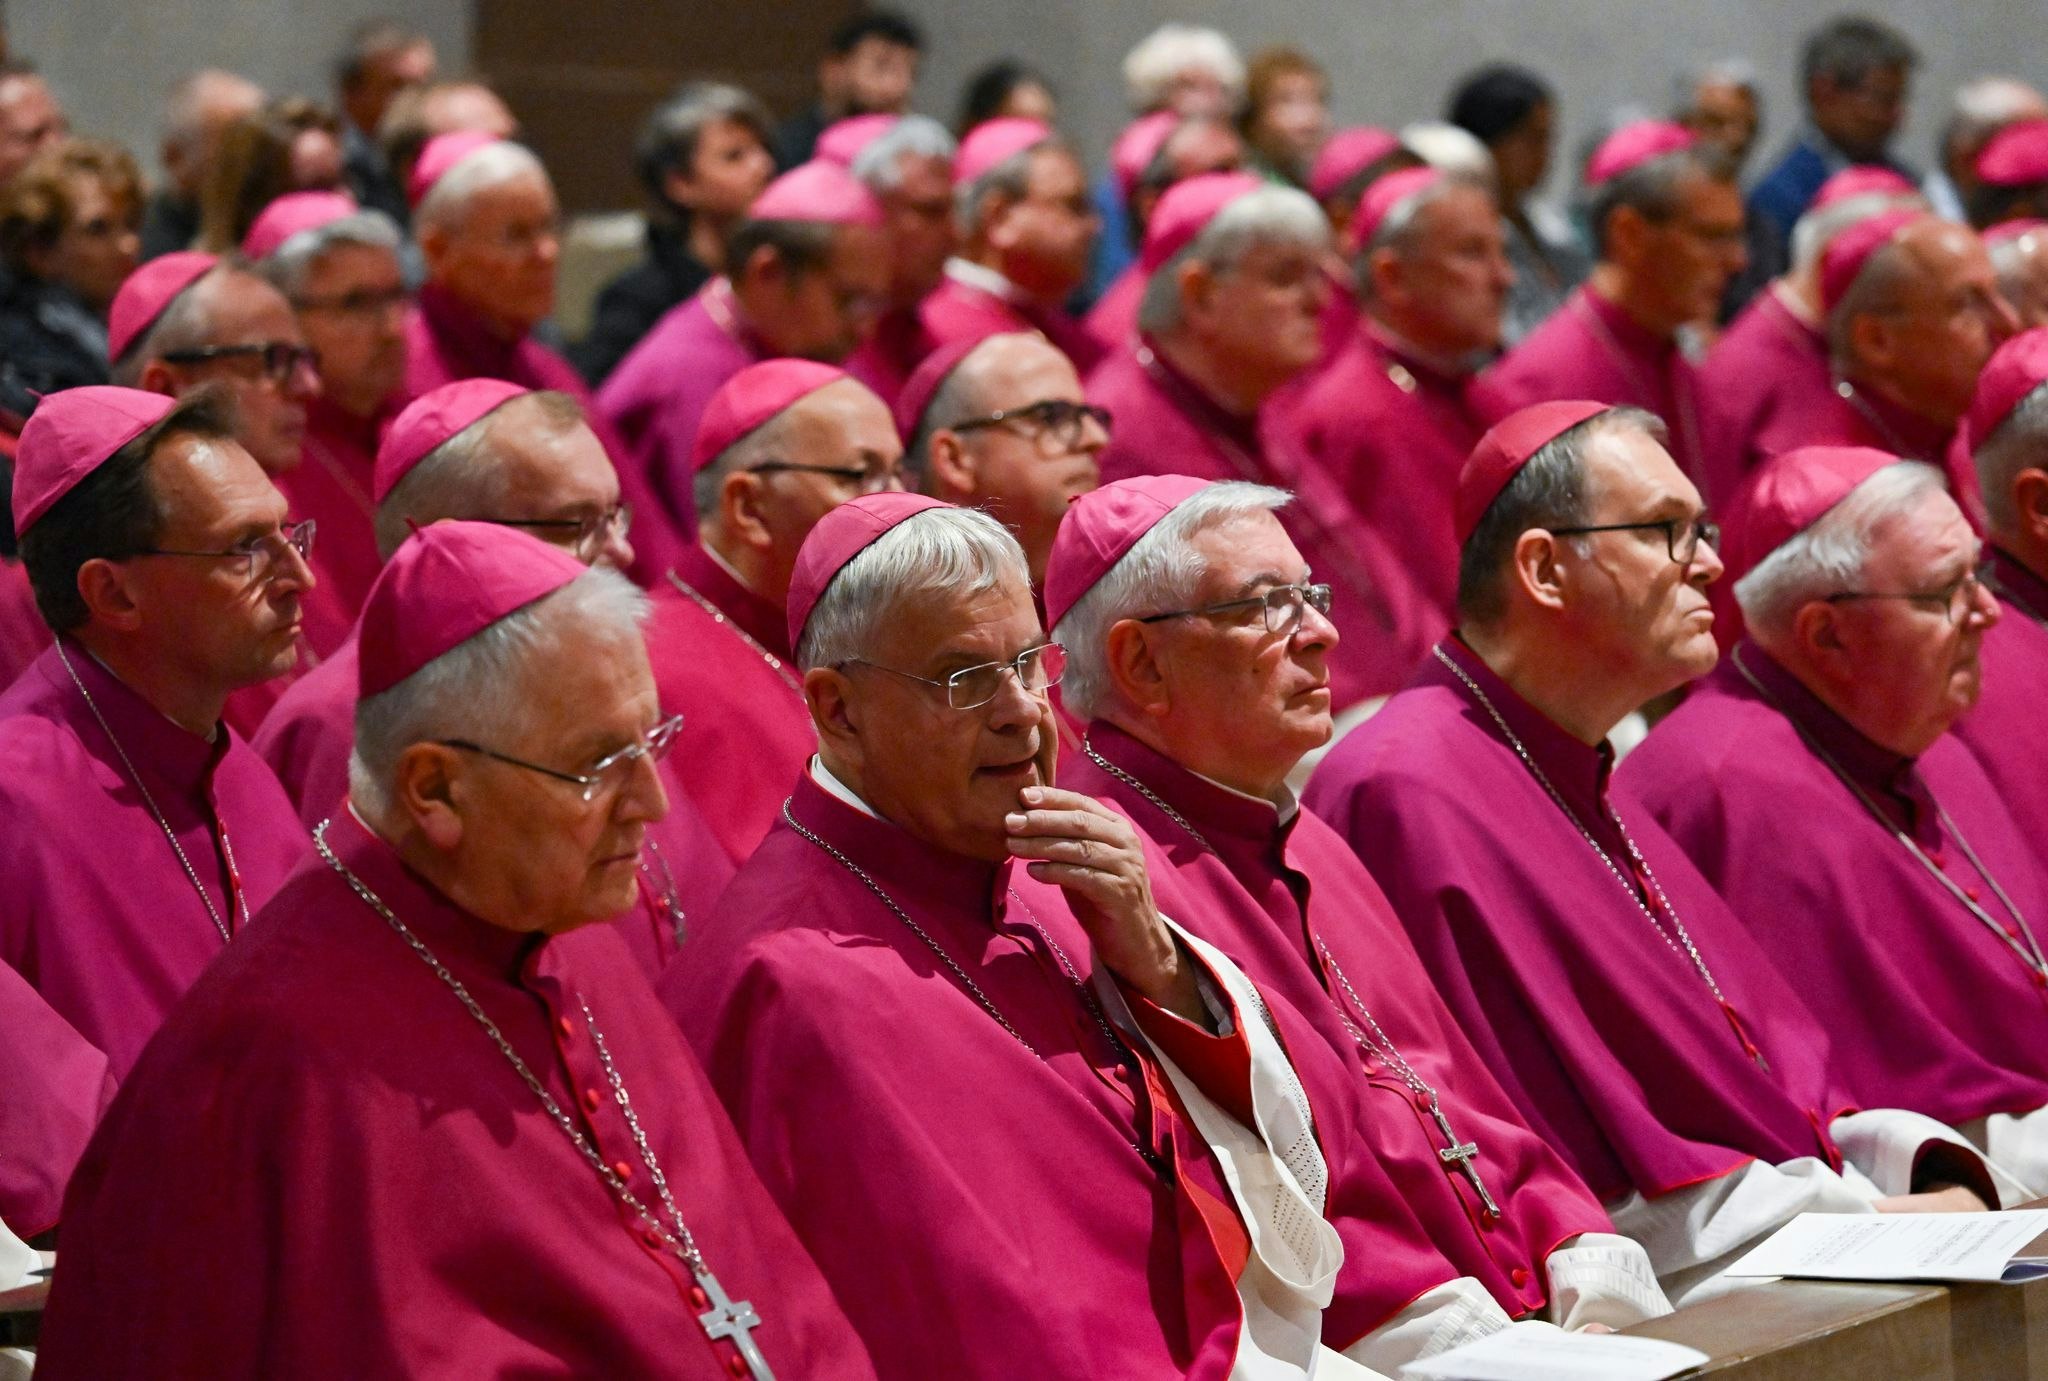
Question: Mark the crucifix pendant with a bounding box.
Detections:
[696,1268,774,1380]
[1429,1100,1501,1219]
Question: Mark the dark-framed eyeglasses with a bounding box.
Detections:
[1138,581,1334,636]
[291,284,412,317]
[841,642,1066,711]
[157,341,316,386]
[1549,516,1721,566]
[949,399,1112,452]
[747,460,905,495]
[136,519,316,583]
[1824,559,1995,626]
[437,713,686,803]
[488,505,632,563]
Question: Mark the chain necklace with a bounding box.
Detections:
[665,571,802,694]
[1433,645,1771,1071]
[55,641,245,944]
[311,821,775,1379]
[1079,736,1502,1216]
[1730,646,2048,982]
[778,797,1170,1177]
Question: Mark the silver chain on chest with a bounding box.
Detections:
[56,641,244,944]
[665,572,802,695]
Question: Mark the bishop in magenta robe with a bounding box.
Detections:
[1695,283,1835,509]
[0,556,49,689]
[0,959,114,1238]
[1960,543,2048,840]
[35,805,873,1379]
[274,393,387,624]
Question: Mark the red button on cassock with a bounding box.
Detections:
[558,1015,575,1039]
[1413,1090,1432,1111]
[583,1088,603,1114]
[612,1160,633,1181]
[1511,1266,1531,1288]
[729,1355,750,1377]
[690,1286,709,1309]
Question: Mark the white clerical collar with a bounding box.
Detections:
[1191,767,1299,824]
[943,256,1023,303]
[810,754,880,819]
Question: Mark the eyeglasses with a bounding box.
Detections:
[949,400,1112,453]
[1138,581,1335,636]
[489,505,632,563]
[291,285,412,317]
[1825,559,1995,626]
[157,341,317,386]
[1549,516,1721,566]
[748,461,905,495]
[438,713,685,803]
[137,519,316,583]
[841,643,1066,710]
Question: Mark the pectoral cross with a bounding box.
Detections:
[1429,1099,1501,1219]
[696,1268,774,1381]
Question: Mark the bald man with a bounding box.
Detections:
[139,70,264,260]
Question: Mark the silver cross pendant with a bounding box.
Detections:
[696,1268,774,1380]
[1430,1101,1502,1219]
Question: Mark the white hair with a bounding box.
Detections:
[415,140,548,232]
[852,114,957,193]
[374,391,586,558]
[259,209,403,299]
[1674,58,1761,110]
[1788,190,1922,276]
[1136,183,1329,336]
[1945,76,2047,156]
[954,138,1053,230]
[1734,461,1950,637]
[1399,121,1496,181]
[1990,225,2048,313]
[348,567,649,817]
[1361,172,1489,272]
[796,506,1029,671]
[1122,24,1245,113]
[1053,482,1291,720]
[1975,381,2048,539]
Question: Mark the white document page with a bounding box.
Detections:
[1399,1322,1709,1381]
[1724,1209,2048,1284]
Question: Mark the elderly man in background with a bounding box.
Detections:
[376,79,518,210]
[642,360,902,865]
[1310,403,1997,1303]
[1988,221,2048,327]
[248,191,409,621]
[332,19,436,223]
[0,61,67,184]
[600,161,888,581]
[34,520,876,1381]
[0,388,312,1220]
[900,332,1105,587]
[666,491,1393,1380]
[1480,120,1746,484]
[1049,475,1672,1369]
[1625,444,2048,1201]
[1281,167,1511,618]
[1956,330,2048,837]
[574,83,775,387]
[1091,171,1440,710]
[920,118,1103,371]
[1922,77,2048,224]
[833,114,957,403]
[138,69,264,260]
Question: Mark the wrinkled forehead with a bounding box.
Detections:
[1865,484,1974,570]
[879,572,1041,665]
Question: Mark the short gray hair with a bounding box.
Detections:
[852,114,956,193]
[349,566,649,817]
[1455,406,1666,626]
[796,505,1029,670]
[259,208,403,299]
[1122,24,1244,113]
[374,391,585,558]
[1053,481,1291,720]
[1356,173,1489,283]
[955,138,1053,230]
[1975,382,2048,539]
[1734,461,1949,636]
[1587,144,1734,257]
[1398,121,1495,181]
[1789,189,1920,276]
[1672,59,1760,112]
[415,139,547,233]
[1136,183,1328,336]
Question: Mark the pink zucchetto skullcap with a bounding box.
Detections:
[407,130,502,207]
[1724,445,1898,582]
[816,114,899,167]
[1111,112,1180,201]
[893,336,987,443]
[747,160,885,226]
[373,378,530,504]
[691,359,850,472]
[1819,209,1922,315]
[955,117,1052,187]
[12,386,177,538]
[1347,165,1444,255]
[106,251,217,363]
[358,520,587,698]
[1309,125,1402,203]
[1985,217,2048,247]
[1454,400,1613,545]
[1140,171,1264,275]
[241,190,359,260]
[1043,475,1210,632]
[1584,120,1696,185]
[786,492,951,651]
[1811,165,1919,211]
[1978,118,2048,188]
[1965,328,2048,451]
